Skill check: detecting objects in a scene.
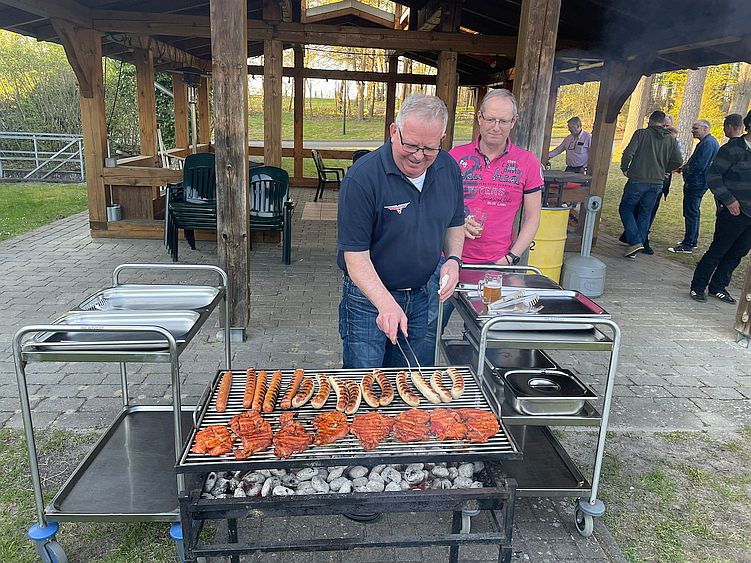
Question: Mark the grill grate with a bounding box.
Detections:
[178,366,520,472]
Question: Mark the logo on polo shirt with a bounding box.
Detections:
[384,202,411,214]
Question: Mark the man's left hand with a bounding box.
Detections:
[438,259,460,303]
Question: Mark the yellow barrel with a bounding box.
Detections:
[527,207,569,283]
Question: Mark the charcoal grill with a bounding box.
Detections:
[177,366,520,563]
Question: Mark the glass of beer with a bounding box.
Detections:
[479,272,502,305]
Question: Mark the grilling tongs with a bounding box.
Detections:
[395,330,425,379]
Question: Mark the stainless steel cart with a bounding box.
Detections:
[13,263,230,562]
[436,264,621,537]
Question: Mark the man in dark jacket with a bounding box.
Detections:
[690,110,751,303]
[669,119,720,253]
[619,110,684,258]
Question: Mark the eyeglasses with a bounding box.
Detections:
[480,112,515,127]
[397,128,442,156]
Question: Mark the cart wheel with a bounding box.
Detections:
[44,541,68,563]
[575,507,594,537]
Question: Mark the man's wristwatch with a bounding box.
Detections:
[446,255,463,268]
[506,252,521,265]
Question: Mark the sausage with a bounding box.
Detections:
[430,370,453,403]
[375,369,395,407]
[242,368,256,409]
[311,373,331,409]
[215,370,233,413]
[396,370,420,407]
[251,370,268,411]
[291,376,315,408]
[343,379,361,415]
[361,373,380,408]
[446,367,465,399]
[280,368,304,410]
[263,370,283,413]
[410,370,442,404]
[329,376,349,413]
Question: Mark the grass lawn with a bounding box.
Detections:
[0,182,87,242]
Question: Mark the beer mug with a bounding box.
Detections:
[478,272,502,305]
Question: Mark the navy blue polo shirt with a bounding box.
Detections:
[337,141,464,290]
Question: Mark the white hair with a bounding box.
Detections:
[395,94,448,135]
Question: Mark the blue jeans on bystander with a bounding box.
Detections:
[681,187,708,247]
[618,181,663,245]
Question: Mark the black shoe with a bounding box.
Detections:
[668,244,693,254]
[690,289,707,302]
[642,245,654,255]
[710,290,736,304]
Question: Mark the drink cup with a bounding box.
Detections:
[479,272,502,304]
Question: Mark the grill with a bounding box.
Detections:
[178,366,520,472]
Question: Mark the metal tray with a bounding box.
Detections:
[458,270,561,292]
[503,368,597,416]
[77,284,221,312]
[32,310,200,351]
[458,289,608,331]
[178,366,521,472]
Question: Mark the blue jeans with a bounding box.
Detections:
[339,275,429,369]
[681,187,708,247]
[618,181,662,245]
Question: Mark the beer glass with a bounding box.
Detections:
[478,272,502,305]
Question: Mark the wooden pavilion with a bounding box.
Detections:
[1,0,750,335]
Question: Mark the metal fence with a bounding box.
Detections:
[0,131,84,182]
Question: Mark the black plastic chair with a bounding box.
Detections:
[352,149,370,164]
[311,149,345,202]
[164,153,216,261]
[249,166,295,264]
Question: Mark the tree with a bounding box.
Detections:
[730,62,751,116]
[620,75,653,149]
[676,67,708,160]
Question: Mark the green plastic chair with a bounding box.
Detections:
[249,166,295,264]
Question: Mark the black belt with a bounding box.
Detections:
[344,274,424,293]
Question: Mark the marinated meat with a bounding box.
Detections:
[393,408,431,442]
[229,410,272,459]
[191,425,234,456]
[457,408,499,443]
[428,408,467,441]
[312,410,350,446]
[273,412,313,459]
[350,411,393,451]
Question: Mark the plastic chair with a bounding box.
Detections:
[311,149,345,202]
[249,166,295,264]
[164,153,217,261]
[352,149,370,164]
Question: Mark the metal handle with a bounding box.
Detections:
[112,263,228,290]
[460,263,543,275]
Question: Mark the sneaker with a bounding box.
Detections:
[624,244,644,258]
[642,245,654,255]
[668,244,693,254]
[690,289,707,302]
[710,290,736,304]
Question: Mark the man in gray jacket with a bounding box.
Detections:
[619,110,684,258]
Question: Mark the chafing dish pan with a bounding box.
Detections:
[503,368,597,416]
[77,284,220,311]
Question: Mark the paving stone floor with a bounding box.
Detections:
[1,186,749,562]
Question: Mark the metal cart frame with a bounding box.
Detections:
[13,263,230,562]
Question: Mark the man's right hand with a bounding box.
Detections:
[727,201,741,216]
[376,299,408,344]
[464,216,483,239]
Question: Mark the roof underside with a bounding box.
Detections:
[0,0,749,86]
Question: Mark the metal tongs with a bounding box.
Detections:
[394,331,425,378]
[487,290,542,313]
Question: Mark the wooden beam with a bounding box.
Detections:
[51,18,93,97]
[4,0,92,28]
[384,55,398,142]
[263,41,283,166]
[102,165,181,186]
[246,65,436,85]
[134,47,159,166]
[198,76,211,145]
[437,51,458,150]
[293,45,304,179]
[735,266,751,339]
[472,86,487,140]
[511,0,561,158]
[211,0,249,331]
[104,33,211,73]
[173,74,189,150]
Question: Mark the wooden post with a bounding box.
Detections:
[173,75,190,150]
[211,0,250,333]
[52,21,108,230]
[436,52,458,150]
[511,0,561,157]
[471,86,487,141]
[263,1,283,168]
[542,73,560,157]
[293,45,304,179]
[384,55,398,141]
[134,47,159,166]
[198,77,211,145]
[735,265,751,340]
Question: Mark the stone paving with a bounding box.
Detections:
[1,185,749,562]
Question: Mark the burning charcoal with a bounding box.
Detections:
[353,483,368,493]
[448,467,459,480]
[338,481,352,494]
[366,479,385,492]
[226,479,237,493]
[318,469,329,481]
[368,471,384,484]
[296,468,319,481]
[272,486,295,496]
[404,467,426,484]
[371,464,386,476]
[234,486,247,498]
[243,472,265,485]
[349,466,368,479]
[221,471,233,479]
[233,470,246,481]
[210,478,230,496]
[471,481,483,488]
[458,463,474,478]
[297,482,316,495]
[405,463,424,473]
[327,466,347,482]
[270,469,287,477]
[329,477,350,492]
[385,482,401,492]
[424,463,435,470]
[203,472,218,493]
[311,476,330,493]
[431,466,450,478]
[281,474,299,488]
[453,477,473,489]
[261,477,281,497]
[381,467,402,484]
[247,483,263,497]
[430,479,452,490]
[472,461,485,473]
[258,469,272,478]
[200,492,215,499]
[352,476,368,489]
[400,481,410,491]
